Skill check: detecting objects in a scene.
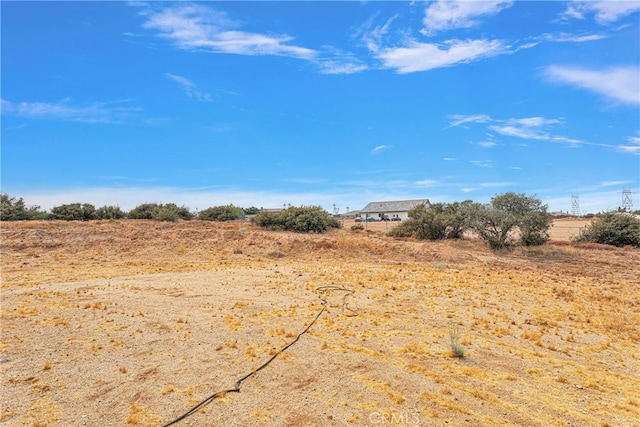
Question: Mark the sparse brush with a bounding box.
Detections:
[448,321,465,358]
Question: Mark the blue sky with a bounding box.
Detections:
[2,1,639,215]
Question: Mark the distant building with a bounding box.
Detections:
[359,199,431,221]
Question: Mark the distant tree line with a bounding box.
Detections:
[2,192,639,246]
[0,194,256,223]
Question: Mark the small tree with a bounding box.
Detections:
[199,204,243,221]
[467,193,552,249]
[574,213,640,247]
[51,203,97,221]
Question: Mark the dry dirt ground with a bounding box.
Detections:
[1,219,638,427]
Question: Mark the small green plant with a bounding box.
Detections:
[448,321,465,358]
[351,224,364,231]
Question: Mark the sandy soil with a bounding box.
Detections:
[1,219,638,426]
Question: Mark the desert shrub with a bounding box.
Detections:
[199,204,243,221]
[96,205,126,220]
[253,210,283,230]
[243,206,260,215]
[573,213,640,247]
[467,193,552,249]
[51,203,97,221]
[351,224,364,231]
[128,203,193,221]
[0,194,47,220]
[387,201,472,240]
[253,206,340,233]
[128,203,159,219]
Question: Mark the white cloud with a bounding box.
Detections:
[450,113,595,148]
[318,61,368,75]
[377,39,504,73]
[422,0,513,35]
[561,1,640,25]
[371,145,392,155]
[489,117,585,146]
[507,117,563,127]
[415,179,438,187]
[141,4,316,60]
[617,135,640,155]
[541,32,608,43]
[544,65,640,105]
[0,98,141,123]
[446,113,492,128]
[477,140,497,148]
[469,160,493,168]
[165,73,212,102]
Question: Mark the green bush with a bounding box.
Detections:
[96,205,126,220]
[128,203,159,219]
[243,206,260,215]
[51,203,97,221]
[573,213,640,247]
[253,206,340,233]
[387,201,473,240]
[199,204,243,221]
[128,203,193,222]
[0,194,47,220]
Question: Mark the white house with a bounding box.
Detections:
[359,199,431,221]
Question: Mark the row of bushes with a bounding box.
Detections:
[0,194,255,223]
[2,192,638,247]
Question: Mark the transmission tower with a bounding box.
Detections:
[621,188,634,211]
[571,194,581,216]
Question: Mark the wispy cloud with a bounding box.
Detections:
[469,160,493,168]
[488,117,586,146]
[421,0,513,35]
[165,73,212,102]
[560,1,640,25]
[477,140,497,148]
[0,98,142,123]
[617,135,640,155]
[371,144,392,155]
[140,4,316,60]
[446,114,492,128]
[540,32,608,43]
[317,48,369,74]
[448,114,610,149]
[377,39,505,74]
[544,65,640,105]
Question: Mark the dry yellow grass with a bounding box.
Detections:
[1,219,638,426]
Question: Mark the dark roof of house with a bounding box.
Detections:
[360,199,431,213]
